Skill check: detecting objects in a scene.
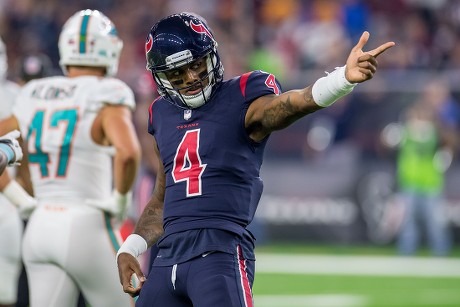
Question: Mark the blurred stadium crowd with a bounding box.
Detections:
[1,0,459,159]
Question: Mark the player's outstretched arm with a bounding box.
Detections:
[246,31,395,142]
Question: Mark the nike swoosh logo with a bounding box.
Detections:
[202,251,215,257]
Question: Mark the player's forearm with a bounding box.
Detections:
[262,86,322,131]
[247,86,322,143]
[113,148,140,194]
[130,139,165,247]
[134,196,164,248]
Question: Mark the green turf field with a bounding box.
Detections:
[252,244,460,307]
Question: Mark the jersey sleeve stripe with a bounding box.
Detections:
[239,72,253,98]
[148,96,161,125]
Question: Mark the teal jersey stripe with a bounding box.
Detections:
[104,212,121,251]
[79,14,90,53]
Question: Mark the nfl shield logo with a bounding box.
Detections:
[183,109,192,120]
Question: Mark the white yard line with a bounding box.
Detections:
[256,254,460,278]
[254,294,368,307]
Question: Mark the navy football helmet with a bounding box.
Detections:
[145,12,224,108]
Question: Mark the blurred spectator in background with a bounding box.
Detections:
[395,79,458,256]
[17,53,55,85]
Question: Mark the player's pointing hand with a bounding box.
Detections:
[345,31,395,83]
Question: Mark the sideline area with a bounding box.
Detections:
[256,253,460,277]
[253,253,460,306]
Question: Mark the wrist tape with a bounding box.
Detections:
[0,143,14,163]
[116,234,148,262]
[312,65,356,107]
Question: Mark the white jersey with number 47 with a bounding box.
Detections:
[13,75,135,203]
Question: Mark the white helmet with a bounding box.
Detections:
[0,37,7,80]
[58,9,122,76]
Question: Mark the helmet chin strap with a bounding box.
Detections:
[181,83,212,108]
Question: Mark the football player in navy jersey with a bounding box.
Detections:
[117,12,395,307]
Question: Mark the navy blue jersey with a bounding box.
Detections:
[148,70,282,239]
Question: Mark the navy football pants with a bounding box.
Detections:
[136,247,255,307]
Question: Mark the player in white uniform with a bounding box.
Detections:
[0,9,140,307]
[0,37,33,307]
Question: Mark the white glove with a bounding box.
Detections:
[0,130,23,166]
[85,190,132,222]
[3,180,38,219]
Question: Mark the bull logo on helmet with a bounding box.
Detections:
[145,34,153,54]
[190,21,213,40]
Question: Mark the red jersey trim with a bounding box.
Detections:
[239,72,253,98]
